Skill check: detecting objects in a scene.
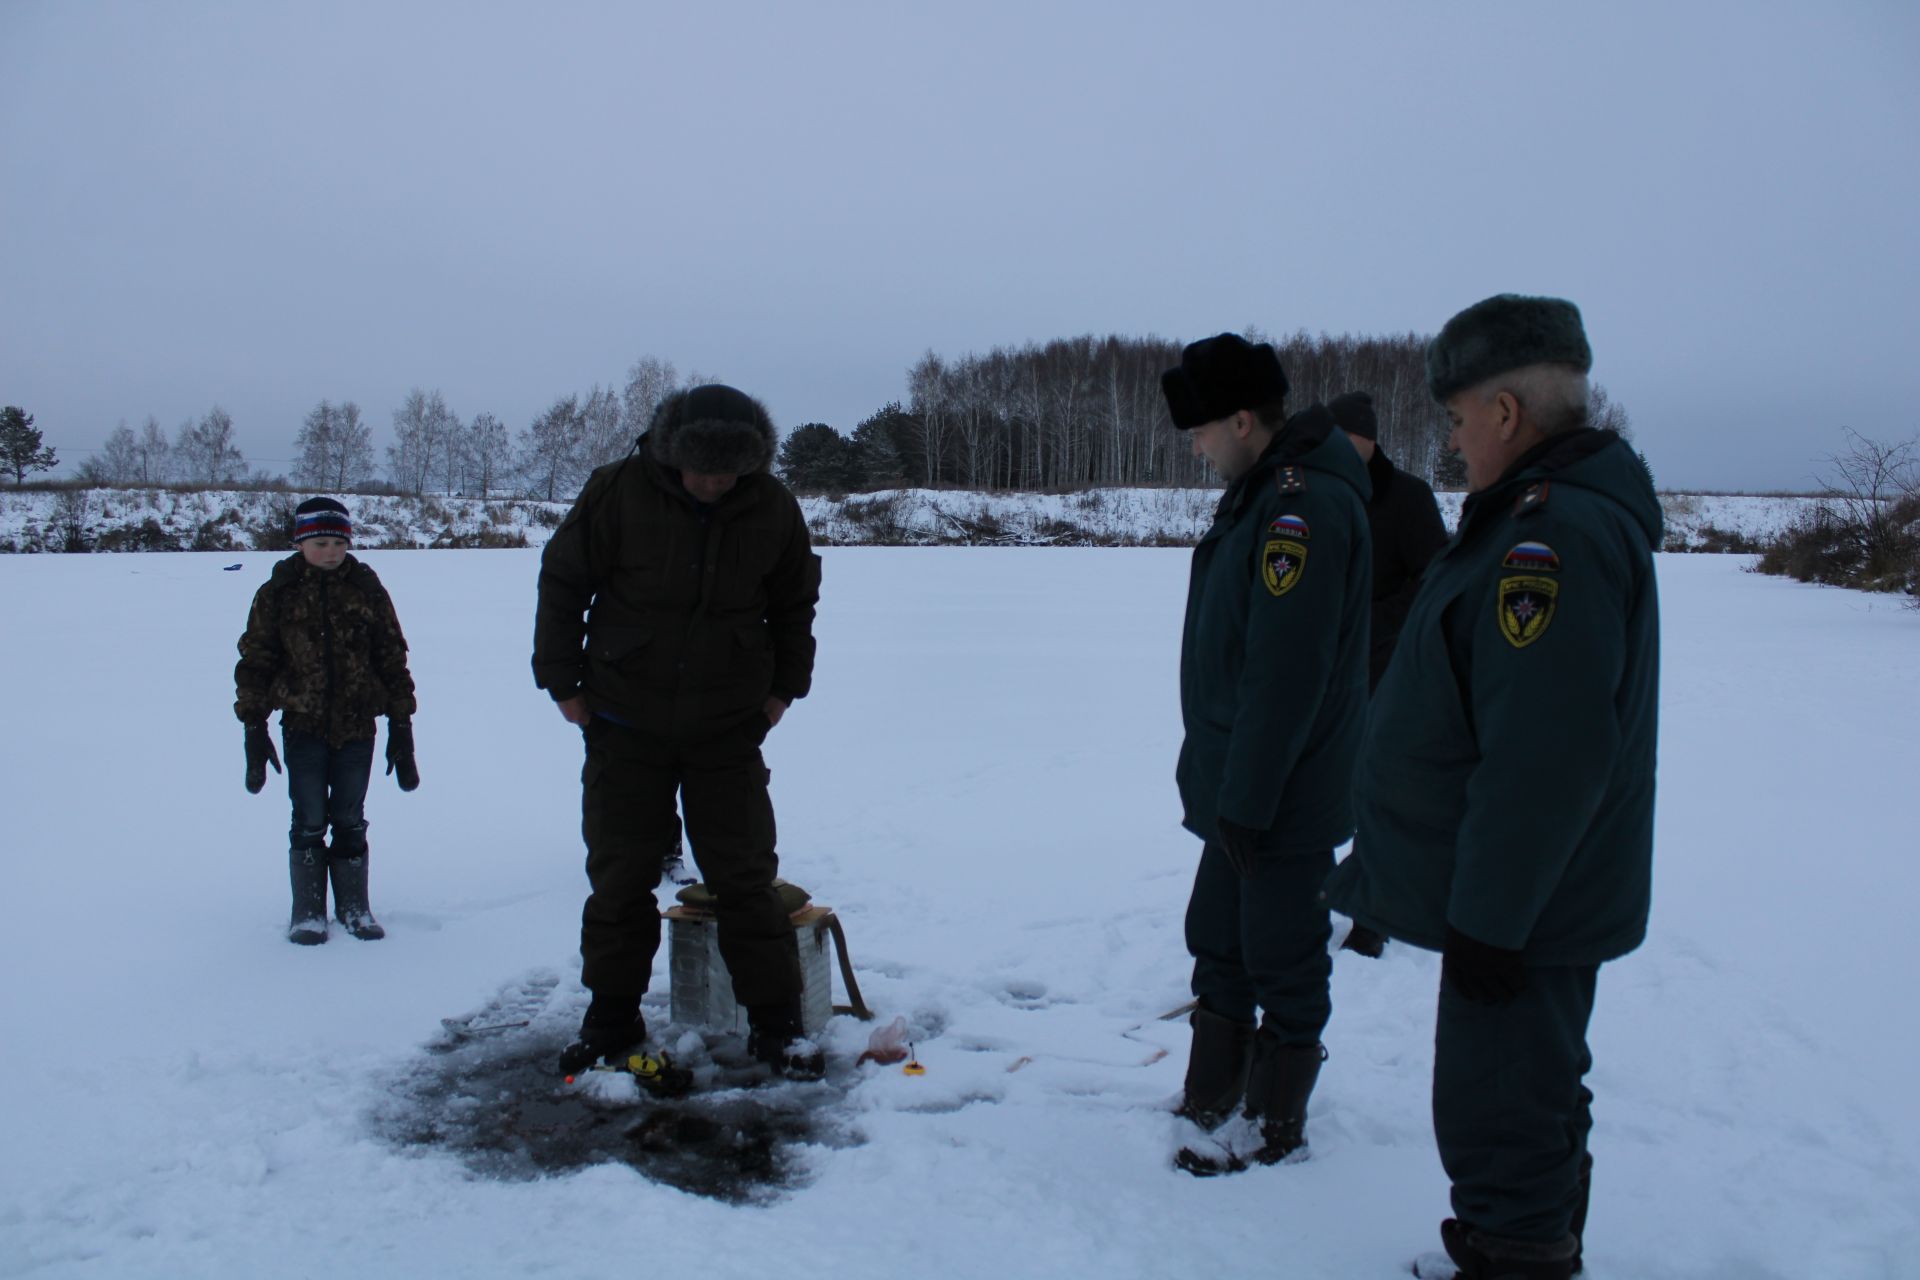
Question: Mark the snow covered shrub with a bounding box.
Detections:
[52,490,92,552]
[1756,496,1918,594]
[429,527,528,549]
[1679,524,1763,554]
[246,496,298,550]
[93,518,181,552]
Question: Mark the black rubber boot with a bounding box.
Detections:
[558,993,646,1074]
[328,851,385,941]
[1438,1219,1578,1280]
[1240,1032,1325,1165]
[1175,1006,1255,1130]
[747,999,825,1081]
[288,847,329,945]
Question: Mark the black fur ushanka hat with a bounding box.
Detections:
[1160,334,1290,430]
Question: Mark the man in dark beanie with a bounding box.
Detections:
[533,384,825,1079]
[1324,390,1450,963]
[1328,390,1450,694]
[1160,333,1373,1175]
[1324,296,1661,1280]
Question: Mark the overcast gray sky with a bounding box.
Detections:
[4,0,1916,491]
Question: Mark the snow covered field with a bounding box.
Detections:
[1,549,1916,1279]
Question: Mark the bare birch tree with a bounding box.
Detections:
[175,406,248,485]
[465,412,511,498]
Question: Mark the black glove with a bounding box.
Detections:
[1340,922,1387,959]
[243,722,281,794]
[1442,926,1528,1005]
[1214,818,1261,879]
[385,719,419,791]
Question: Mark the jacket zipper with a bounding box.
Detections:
[321,572,335,739]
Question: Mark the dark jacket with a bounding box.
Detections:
[1364,447,1450,691]
[531,444,821,741]
[1323,429,1662,964]
[234,553,416,747]
[1177,407,1373,854]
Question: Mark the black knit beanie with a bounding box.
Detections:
[1327,391,1378,441]
[293,496,351,543]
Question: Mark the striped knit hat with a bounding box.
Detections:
[293,497,352,543]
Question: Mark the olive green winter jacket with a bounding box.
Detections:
[1323,428,1662,963]
[531,445,821,741]
[1177,407,1373,854]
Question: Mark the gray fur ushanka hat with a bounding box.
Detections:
[1426,294,1592,402]
[646,384,776,475]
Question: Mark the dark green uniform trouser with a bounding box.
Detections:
[1435,963,1597,1243]
[1185,844,1334,1043]
[578,716,800,1008]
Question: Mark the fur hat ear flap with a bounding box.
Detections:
[646,384,777,475]
[1426,295,1591,402]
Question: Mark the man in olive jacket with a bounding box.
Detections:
[1163,334,1372,1174]
[533,384,822,1077]
[1323,296,1661,1280]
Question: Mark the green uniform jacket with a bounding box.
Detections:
[234,553,417,747]
[1323,429,1662,963]
[1178,408,1373,853]
[531,444,821,741]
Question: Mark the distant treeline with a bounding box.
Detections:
[781,332,1463,495]
[31,331,1633,501]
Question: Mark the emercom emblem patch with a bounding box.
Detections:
[1498,575,1559,648]
[1262,538,1308,597]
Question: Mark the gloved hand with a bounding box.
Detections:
[1442,926,1528,1005]
[1340,922,1387,959]
[1214,817,1261,879]
[243,721,281,794]
[385,719,419,791]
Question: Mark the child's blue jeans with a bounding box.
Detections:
[283,725,375,856]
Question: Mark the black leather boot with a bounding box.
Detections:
[328,851,385,940]
[558,993,646,1074]
[288,847,329,945]
[747,999,825,1081]
[1175,1006,1255,1130]
[1240,1032,1325,1164]
[1437,1218,1578,1280]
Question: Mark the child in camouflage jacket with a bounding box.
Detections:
[234,496,418,944]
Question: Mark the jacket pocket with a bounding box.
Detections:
[730,623,776,694]
[589,626,653,666]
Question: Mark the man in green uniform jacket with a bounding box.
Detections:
[533,384,823,1078]
[1163,334,1373,1174]
[1323,296,1662,1280]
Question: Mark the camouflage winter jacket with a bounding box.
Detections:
[234,553,416,746]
